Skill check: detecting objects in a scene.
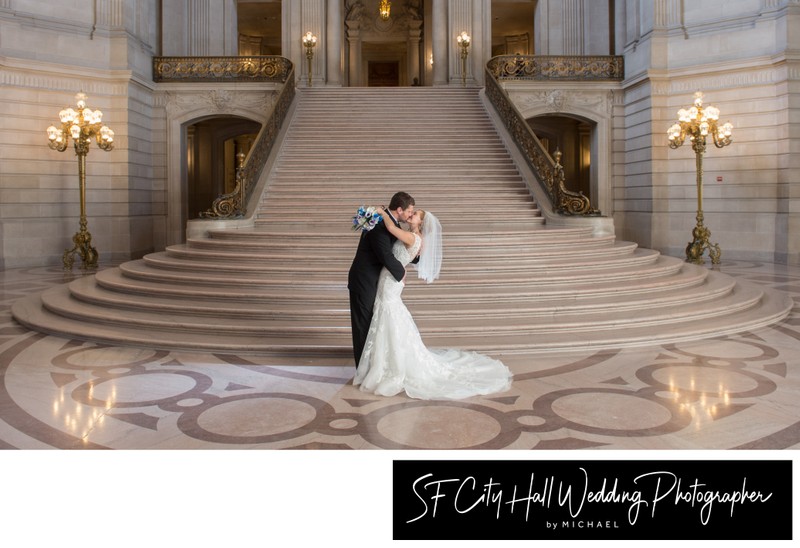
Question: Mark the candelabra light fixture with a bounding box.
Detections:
[302,31,317,87]
[46,91,115,270]
[457,31,470,87]
[667,91,733,266]
[379,0,391,21]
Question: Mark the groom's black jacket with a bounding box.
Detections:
[348,219,405,296]
[348,216,407,365]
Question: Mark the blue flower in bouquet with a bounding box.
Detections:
[352,206,384,232]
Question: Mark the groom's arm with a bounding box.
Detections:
[369,225,406,282]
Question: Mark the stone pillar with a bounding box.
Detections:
[432,0,448,85]
[563,0,583,55]
[408,20,423,85]
[326,0,342,86]
[346,21,361,86]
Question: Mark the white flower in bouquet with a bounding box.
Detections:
[352,205,383,232]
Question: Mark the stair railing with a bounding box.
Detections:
[153,56,295,219]
[202,68,295,219]
[484,55,623,216]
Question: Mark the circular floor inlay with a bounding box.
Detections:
[90,373,197,404]
[197,397,317,437]
[377,406,501,449]
[673,340,766,360]
[552,392,671,431]
[63,347,161,367]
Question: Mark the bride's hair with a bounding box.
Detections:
[417,210,427,230]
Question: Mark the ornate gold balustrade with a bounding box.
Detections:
[486,55,624,81]
[153,55,293,83]
[484,55,622,216]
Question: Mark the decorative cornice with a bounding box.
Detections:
[0,57,131,96]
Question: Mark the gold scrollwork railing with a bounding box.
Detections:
[153,55,293,83]
[193,64,296,219]
[486,55,624,81]
[484,63,599,216]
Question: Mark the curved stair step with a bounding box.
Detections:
[92,261,705,303]
[67,269,732,320]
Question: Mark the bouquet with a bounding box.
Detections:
[352,205,383,232]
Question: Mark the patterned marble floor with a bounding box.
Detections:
[1,260,798,546]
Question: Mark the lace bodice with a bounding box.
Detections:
[392,234,421,266]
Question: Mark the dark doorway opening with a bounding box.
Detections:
[368,61,400,86]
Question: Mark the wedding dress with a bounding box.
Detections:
[353,234,513,400]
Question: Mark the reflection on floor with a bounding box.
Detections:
[0,260,798,451]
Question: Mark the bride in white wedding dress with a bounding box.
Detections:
[353,208,513,400]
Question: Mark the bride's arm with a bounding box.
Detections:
[377,208,416,247]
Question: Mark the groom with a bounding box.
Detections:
[348,191,416,366]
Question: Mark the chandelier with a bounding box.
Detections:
[379,0,391,20]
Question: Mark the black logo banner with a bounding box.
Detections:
[393,460,792,540]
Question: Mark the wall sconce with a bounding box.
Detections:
[302,31,317,87]
[46,91,114,269]
[457,31,470,87]
[667,91,733,266]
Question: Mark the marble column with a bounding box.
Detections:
[408,20,423,85]
[432,0,448,85]
[326,0,342,86]
[346,21,361,86]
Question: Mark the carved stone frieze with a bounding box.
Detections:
[164,90,275,118]
[511,89,612,117]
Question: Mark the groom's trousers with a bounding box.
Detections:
[349,286,375,367]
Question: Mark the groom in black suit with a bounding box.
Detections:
[348,191,416,366]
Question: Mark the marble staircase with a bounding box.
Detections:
[11,87,793,359]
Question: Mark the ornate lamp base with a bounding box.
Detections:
[685,220,721,266]
[63,222,98,270]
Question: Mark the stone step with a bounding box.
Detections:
[12,277,786,358]
[116,251,676,288]
[186,234,615,253]
[90,259,705,303]
[205,225,595,241]
[38,273,748,334]
[163,239,631,264]
[64,270,732,324]
[145,243,648,275]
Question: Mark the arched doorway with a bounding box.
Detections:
[185,117,261,222]
[527,114,595,202]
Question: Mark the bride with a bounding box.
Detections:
[353,207,513,400]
